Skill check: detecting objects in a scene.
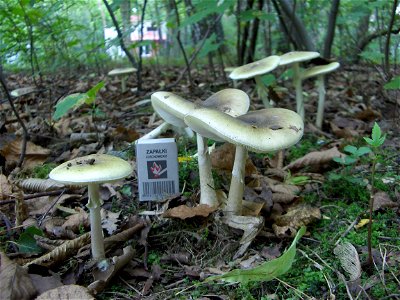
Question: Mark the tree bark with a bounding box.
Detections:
[384,0,398,75]
[246,0,264,63]
[120,0,133,53]
[274,0,315,51]
[323,0,340,58]
[238,0,255,65]
[102,0,137,68]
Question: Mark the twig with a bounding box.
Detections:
[38,189,66,226]
[334,215,361,245]
[0,66,29,167]
[0,189,70,205]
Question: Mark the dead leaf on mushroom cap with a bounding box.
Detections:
[162,204,217,219]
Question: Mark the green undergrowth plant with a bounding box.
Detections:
[53,81,104,121]
[363,122,386,267]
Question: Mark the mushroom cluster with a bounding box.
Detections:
[229,51,340,128]
[149,89,250,207]
[184,107,303,215]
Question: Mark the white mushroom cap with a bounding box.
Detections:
[229,56,281,80]
[202,89,250,117]
[108,67,137,76]
[184,108,303,153]
[10,86,37,97]
[279,51,320,66]
[49,154,133,185]
[151,91,198,127]
[302,62,340,80]
[151,89,250,128]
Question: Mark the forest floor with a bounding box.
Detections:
[0,63,399,300]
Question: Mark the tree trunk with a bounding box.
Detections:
[323,0,340,58]
[238,0,255,65]
[246,0,264,63]
[120,0,133,54]
[274,0,315,51]
[384,0,398,75]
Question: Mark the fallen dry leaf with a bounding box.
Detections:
[273,203,321,227]
[0,174,12,200]
[29,273,63,295]
[373,191,398,211]
[90,246,135,294]
[242,200,265,216]
[62,208,90,232]
[101,209,120,235]
[0,138,50,168]
[0,252,37,300]
[35,284,94,300]
[284,147,344,170]
[162,204,217,219]
[211,143,257,176]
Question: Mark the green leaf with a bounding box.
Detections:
[344,156,357,165]
[205,226,306,284]
[261,74,276,86]
[333,157,345,164]
[17,226,44,254]
[343,145,357,155]
[371,122,381,141]
[86,81,104,104]
[363,137,374,146]
[198,34,221,58]
[355,146,371,156]
[384,76,400,90]
[53,93,88,120]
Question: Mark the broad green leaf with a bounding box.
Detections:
[363,137,374,146]
[384,76,400,90]
[86,81,105,104]
[261,74,276,86]
[371,122,382,141]
[17,226,44,254]
[205,226,306,284]
[355,146,371,156]
[344,156,357,165]
[343,145,357,155]
[198,34,221,58]
[53,93,88,120]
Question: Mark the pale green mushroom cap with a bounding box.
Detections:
[10,86,37,97]
[229,56,281,80]
[202,88,250,117]
[49,154,133,185]
[184,108,304,153]
[108,67,137,76]
[279,51,320,66]
[302,62,340,80]
[151,89,250,128]
[151,91,197,127]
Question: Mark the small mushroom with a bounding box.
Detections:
[184,108,303,215]
[302,62,340,129]
[108,67,137,92]
[150,89,250,207]
[229,56,280,108]
[49,154,133,268]
[279,51,320,119]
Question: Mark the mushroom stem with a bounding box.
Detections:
[225,145,247,215]
[87,183,105,261]
[315,75,326,129]
[292,63,304,120]
[139,122,172,140]
[254,75,272,108]
[196,134,218,207]
[121,75,129,92]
